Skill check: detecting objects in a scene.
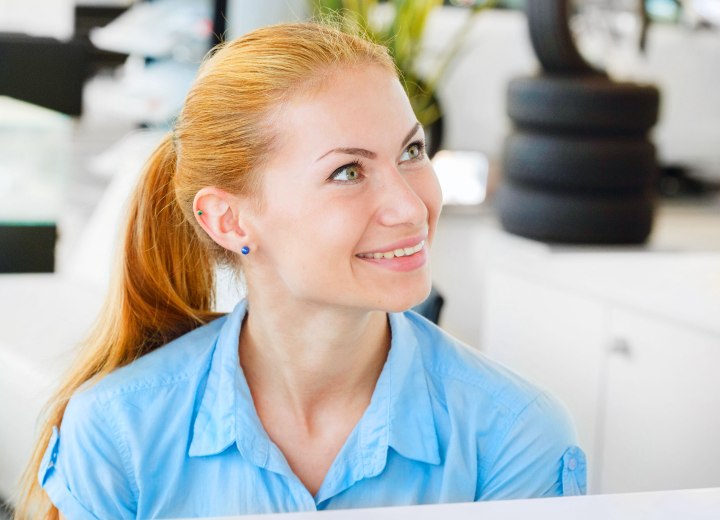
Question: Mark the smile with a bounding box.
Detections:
[357,240,425,260]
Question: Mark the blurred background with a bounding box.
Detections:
[1,0,719,514]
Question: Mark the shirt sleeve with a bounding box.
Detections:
[476,391,587,500]
[39,391,137,519]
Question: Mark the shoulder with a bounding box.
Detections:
[400,311,577,454]
[65,314,227,420]
[399,312,583,497]
[401,310,548,417]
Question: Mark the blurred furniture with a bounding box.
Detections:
[74,4,129,78]
[412,286,445,325]
[481,203,720,494]
[0,33,85,116]
[0,97,72,273]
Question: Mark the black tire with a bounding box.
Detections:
[526,0,601,75]
[502,132,658,193]
[496,180,655,244]
[507,75,661,136]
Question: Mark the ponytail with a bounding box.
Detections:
[14,136,221,519]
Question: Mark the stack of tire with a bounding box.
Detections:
[497,0,661,244]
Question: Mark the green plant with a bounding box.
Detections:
[310,0,493,133]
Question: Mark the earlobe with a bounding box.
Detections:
[193,188,251,255]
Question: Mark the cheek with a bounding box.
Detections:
[273,200,363,261]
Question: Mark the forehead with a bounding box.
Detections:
[272,65,416,155]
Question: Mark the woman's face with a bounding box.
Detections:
[245,64,442,313]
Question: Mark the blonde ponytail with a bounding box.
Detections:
[14,138,221,519]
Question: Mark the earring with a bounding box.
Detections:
[197,210,203,216]
[241,246,250,255]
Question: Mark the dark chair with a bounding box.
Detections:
[411,285,445,325]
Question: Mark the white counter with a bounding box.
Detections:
[191,487,720,520]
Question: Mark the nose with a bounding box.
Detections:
[375,165,428,228]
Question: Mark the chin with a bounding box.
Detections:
[377,282,433,314]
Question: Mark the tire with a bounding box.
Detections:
[507,75,661,136]
[502,132,658,193]
[526,0,601,75]
[496,180,655,244]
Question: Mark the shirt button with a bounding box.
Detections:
[567,458,577,471]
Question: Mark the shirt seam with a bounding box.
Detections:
[103,398,141,506]
[92,371,194,405]
[412,323,526,411]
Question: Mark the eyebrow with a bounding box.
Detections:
[316,122,422,162]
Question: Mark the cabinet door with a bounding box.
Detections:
[601,309,720,493]
[482,270,607,491]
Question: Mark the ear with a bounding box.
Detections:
[193,187,252,255]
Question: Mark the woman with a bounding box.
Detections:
[17,22,585,519]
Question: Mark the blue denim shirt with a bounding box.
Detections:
[40,300,586,519]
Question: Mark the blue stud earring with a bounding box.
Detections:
[241,246,250,255]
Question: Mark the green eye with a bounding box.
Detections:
[401,142,426,162]
[330,162,362,182]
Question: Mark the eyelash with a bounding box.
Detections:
[328,140,427,184]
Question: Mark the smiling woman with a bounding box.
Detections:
[16,22,586,520]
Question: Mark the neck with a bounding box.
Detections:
[239,295,390,424]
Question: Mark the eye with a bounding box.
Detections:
[400,141,426,163]
[329,161,364,183]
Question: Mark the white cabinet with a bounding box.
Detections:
[481,207,720,494]
[601,309,720,493]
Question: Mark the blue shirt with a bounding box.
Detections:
[40,300,586,519]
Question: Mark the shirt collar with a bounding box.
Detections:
[385,311,441,466]
[188,302,440,474]
[316,311,441,502]
[188,300,271,467]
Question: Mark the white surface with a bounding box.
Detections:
[187,487,720,520]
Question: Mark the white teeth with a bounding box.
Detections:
[360,240,425,260]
